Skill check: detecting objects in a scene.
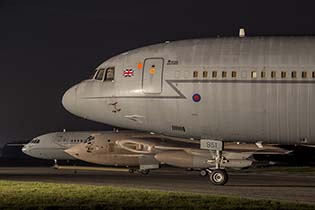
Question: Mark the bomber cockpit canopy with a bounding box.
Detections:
[84,135,95,143]
[30,138,40,144]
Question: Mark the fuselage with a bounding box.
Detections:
[22,131,101,160]
[65,132,159,167]
[62,36,315,145]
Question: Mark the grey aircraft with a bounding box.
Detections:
[62,32,315,184]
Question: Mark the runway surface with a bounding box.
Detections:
[0,167,314,204]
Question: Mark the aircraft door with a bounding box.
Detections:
[142,58,164,94]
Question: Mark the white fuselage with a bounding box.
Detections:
[62,37,315,145]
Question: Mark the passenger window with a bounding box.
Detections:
[193,71,198,78]
[222,71,227,78]
[261,71,266,78]
[202,71,208,78]
[212,71,217,78]
[313,72,315,78]
[95,69,105,81]
[271,71,276,78]
[302,71,307,78]
[292,71,297,78]
[251,71,257,78]
[231,71,237,78]
[281,71,286,78]
[105,67,115,81]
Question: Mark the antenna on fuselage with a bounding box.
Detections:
[239,28,246,38]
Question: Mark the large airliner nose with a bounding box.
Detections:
[62,85,77,114]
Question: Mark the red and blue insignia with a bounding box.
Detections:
[192,93,201,102]
[123,69,134,77]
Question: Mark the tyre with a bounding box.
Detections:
[128,168,135,174]
[200,169,208,177]
[140,169,150,175]
[209,169,228,185]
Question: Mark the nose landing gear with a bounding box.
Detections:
[200,139,229,185]
[53,159,59,169]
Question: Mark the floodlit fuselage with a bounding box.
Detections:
[63,37,315,145]
[64,132,160,167]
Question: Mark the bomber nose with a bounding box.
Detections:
[22,146,30,155]
[62,85,77,114]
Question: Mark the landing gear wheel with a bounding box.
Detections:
[128,168,135,174]
[209,169,228,185]
[140,169,150,175]
[200,169,208,177]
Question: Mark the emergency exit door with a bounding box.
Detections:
[142,58,164,94]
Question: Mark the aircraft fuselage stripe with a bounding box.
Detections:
[81,79,315,99]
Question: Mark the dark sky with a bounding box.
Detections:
[1,0,315,144]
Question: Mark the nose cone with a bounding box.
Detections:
[22,146,29,155]
[62,85,77,114]
[22,144,37,158]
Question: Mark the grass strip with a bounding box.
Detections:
[0,180,314,210]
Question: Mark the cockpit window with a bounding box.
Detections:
[84,136,95,143]
[105,67,115,81]
[31,139,40,144]
[89,69,97,79]
[95,69,105,81]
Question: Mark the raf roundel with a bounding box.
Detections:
[192,94,201,103]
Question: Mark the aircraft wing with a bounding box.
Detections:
[116,137,291,155]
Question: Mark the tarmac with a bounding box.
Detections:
[0,167,314,204]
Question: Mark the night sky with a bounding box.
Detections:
[1,0,315,145]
